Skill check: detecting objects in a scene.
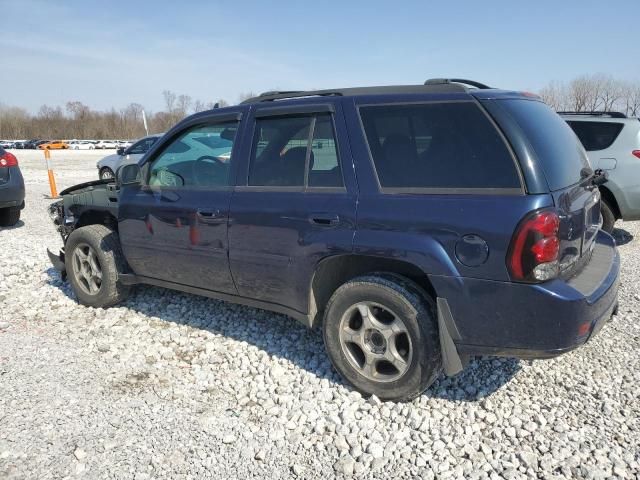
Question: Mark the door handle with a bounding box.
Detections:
[309,213,340,226]
[196,209,224,223]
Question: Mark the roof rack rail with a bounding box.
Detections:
[557,111,627,119]
[241,89,343,104]
[424,78,492,89]
[240,80,486,105]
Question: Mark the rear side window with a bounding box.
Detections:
[497,100,590,191]
[359,102,520,190]
[249,113,343,188]
[566,121,624,151]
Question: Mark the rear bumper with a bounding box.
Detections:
[433,230,620,359]
[0,167,25,208]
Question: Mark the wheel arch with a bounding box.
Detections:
[75,209,119,232]
[308,254,437,328]
[599,185,621,219]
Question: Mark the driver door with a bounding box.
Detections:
[118,114,241,294]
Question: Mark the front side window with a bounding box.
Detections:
[148,122,237,188]
[248,113,343,188]
[359,102,520,190]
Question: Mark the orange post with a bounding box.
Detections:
[44,149,59,198]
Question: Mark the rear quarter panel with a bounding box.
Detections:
[341,95,553,283]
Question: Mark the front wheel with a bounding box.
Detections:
[65,224,130,307]
[99,167,115,180]
[323,274,441,402]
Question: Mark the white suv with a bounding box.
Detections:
[560,112,640,232]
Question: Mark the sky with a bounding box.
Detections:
[2,0,639,113]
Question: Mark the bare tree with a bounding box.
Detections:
[539,81,568,111]
[162,90,177,115]
[192,99,207,113]
[539,74,639,115]
[620,82,640,117]
[176,94,192,117]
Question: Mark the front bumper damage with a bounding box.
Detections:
[47,248,66,280]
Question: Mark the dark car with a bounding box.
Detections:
[29,140,49,149]
[47,79,619,401]
[0,147,25,226]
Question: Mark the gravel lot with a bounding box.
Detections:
[1,149,639,479]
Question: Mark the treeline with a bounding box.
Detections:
[0,90,237,140]
[539,74,640,116]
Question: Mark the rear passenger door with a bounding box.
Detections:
[228,102,357,315]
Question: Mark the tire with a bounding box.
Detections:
[99,167,115,180]
[65,224,130,308]
[600,199,616,234]
[0,207,21,227]
[323,273,441,402]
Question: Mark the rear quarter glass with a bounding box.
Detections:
[497,99,590,191]
[565,121,624,152]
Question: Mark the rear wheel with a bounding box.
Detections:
[99,167,115,180]
[0,207,21,226]
[323,274,441,401]
[600,199,616,234]
[65,225,130,307]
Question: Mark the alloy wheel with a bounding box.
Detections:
[71,243,103,295]
[338,302,413,382]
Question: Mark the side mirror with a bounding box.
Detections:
[116,147,125,156]
[117,164,141,186]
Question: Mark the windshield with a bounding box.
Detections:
[499,99,590,191]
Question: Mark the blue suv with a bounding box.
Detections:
[48,79,619,401]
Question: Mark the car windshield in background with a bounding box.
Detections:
[499,99,591,191]
[566,121,624,151]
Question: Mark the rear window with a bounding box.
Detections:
[359,102,520,190]
[498,99,590,191]
[566,121,624,151]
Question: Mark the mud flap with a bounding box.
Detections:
[47,248,67,280]
[437,297,464,376]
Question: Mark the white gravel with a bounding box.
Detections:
[1,149,639,479]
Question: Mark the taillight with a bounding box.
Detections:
[0,151,18,168]
[632,150,640,159]
[508,209,560,282]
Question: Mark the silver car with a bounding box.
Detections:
[561,112,640,232]
[96,134,162,180]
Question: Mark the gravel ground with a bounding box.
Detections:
[1,150,639,479]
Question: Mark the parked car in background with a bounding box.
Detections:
[560,111,640,232]
[0,140,15,149]
[13,141,28,149]
[49,79,619,401]
[95,140,118,149]
[24,139,45,149]
[38,140,68,150]
[96,133,162,179]
[0,147,25,226]
[116,140,133,149]
[69,141,96,150]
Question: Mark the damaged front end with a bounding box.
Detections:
[46,179,119,278]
